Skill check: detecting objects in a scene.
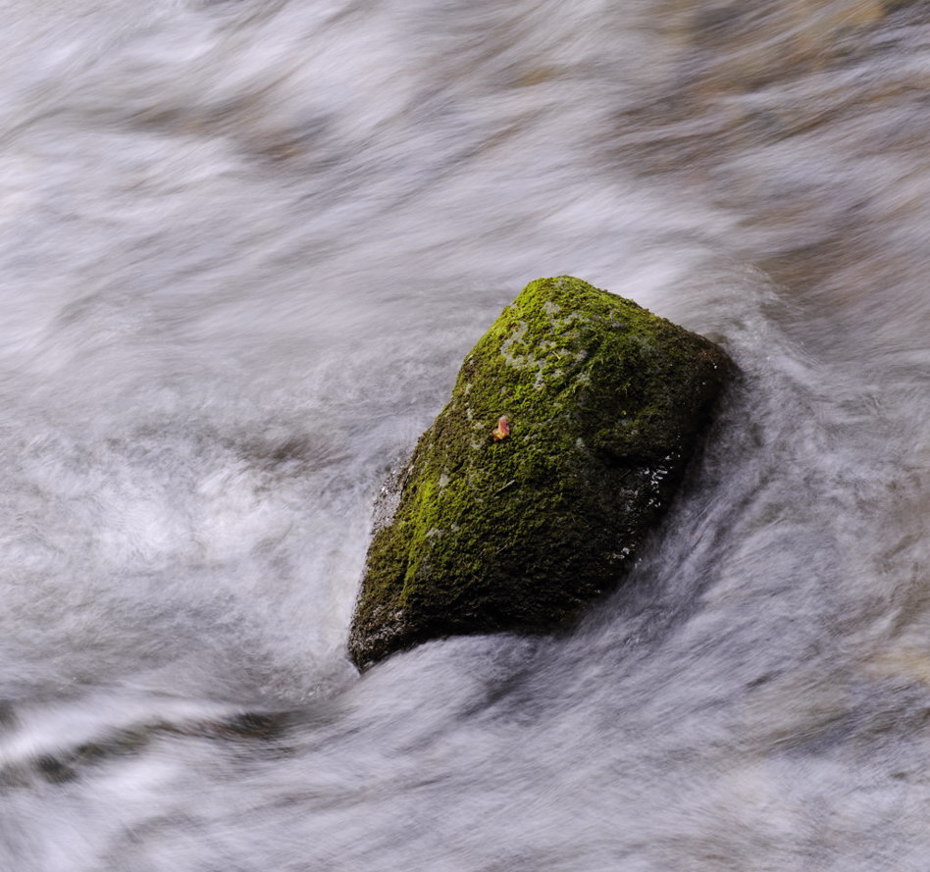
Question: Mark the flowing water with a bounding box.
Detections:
[1,0,929,869]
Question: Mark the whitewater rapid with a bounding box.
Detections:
[1,1,928,869]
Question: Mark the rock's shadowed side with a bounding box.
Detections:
[349,276,733,669]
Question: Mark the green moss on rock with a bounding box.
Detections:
[349,276,733,669]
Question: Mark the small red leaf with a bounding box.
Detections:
[491,416,510,441]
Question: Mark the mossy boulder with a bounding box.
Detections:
[349,276,732,669]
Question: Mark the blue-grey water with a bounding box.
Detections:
[1,1,929,869]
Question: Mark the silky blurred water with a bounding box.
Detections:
[0,0,928,869]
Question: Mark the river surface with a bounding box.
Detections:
[1,1,929,869]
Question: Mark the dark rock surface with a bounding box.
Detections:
[349,276,733,669]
